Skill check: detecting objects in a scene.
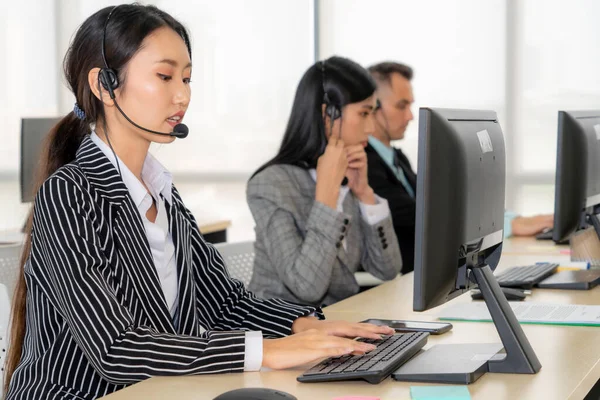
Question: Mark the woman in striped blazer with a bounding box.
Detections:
[5,5,392,399]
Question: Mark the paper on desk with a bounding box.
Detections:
[439,302,600,326]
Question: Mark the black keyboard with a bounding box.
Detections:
[535,228,569,244]
[535,229,554,240]
[495,263,559,289]
[297,332,428,384]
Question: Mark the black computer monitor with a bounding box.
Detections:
[393,108,541,385]
[20,117,60,203]
[552,110,600,243]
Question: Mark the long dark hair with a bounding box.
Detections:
[252,56,376,177]
[5,4,191,392]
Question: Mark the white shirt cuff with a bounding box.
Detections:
[359,195,391,225]
[243,331,263,371]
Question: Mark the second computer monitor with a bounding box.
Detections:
[401,107,540,383]
[553,110,600,243]
[20,117,60,203]
[413,108,505,312]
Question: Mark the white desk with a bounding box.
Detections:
[95,238,599,399]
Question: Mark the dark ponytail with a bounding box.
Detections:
[4,3,191,392]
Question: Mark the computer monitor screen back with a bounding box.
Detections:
[414,108,505,312]
[20,118,60,203]
[401,109,540,382]
[553,110,600,242]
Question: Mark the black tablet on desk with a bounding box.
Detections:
[537,270,600,290]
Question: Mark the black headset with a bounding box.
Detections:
[321,61,341,122]
[320,61,348,186]
[98,5,189,139]
[99,6,120,99]
[373,98,393,143]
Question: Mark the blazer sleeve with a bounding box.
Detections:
[176,197,324,339]
[358,210,403,279]
[32,175,248,385]
[246,169,352,304]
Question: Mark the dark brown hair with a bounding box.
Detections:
[368,61,414,86]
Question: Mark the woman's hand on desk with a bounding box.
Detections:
[262,329,375,370]
[512,214,554,236]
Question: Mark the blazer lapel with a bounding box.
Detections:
[77,135,175,334]
[294,167,356,268]
[336,192,355,267]
[368,144,404,187]
[165,197,199,336]
[343,194,363,267]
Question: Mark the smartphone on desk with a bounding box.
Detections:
[361,319,453,335]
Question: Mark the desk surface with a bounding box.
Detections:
[196,219,231,235]
[102,238,600,400]
[500,236,570,255]
[0,219,232,243]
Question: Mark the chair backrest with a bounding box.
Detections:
[0,284,11,399]
[0,243,23,300]
[214,241,255,287]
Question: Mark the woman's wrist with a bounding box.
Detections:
[291,316,319,334]
[354,186,376,205]
[315,185,340,210]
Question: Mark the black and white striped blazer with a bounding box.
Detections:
[7,135,321,400]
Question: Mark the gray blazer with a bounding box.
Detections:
[247,164,403,306]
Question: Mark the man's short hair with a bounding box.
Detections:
[368,61,413,86]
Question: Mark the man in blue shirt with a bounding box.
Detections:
[366,61,553,273]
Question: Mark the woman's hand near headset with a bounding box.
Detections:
[315,135,348,210]
[345,145,376,205]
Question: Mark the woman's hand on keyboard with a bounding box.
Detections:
[262,329,376,370]
[291,317,395,339]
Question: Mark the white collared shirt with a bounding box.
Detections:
[90,132,262,371]
[91,132,179,320]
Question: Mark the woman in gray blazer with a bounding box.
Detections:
[248,57,403,307]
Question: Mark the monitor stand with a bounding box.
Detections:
[392,263,541,384]
[569,214,600,266]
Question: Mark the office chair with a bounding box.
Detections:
[0,242,22,299]
[0,284,11,398]
[214,241,255,287]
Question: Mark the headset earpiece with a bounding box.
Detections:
[321,65,341,121]
[374,98,382,111]
[326,104,341,120]
[99,68,119,99]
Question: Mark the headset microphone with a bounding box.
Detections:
[374,98,392,143]
[111,98,189,138]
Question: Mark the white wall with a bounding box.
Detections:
[318,0,506,172]
[2,0,600,220]
[318,0,600,216]
[0,0,58,175]
[515,0,600,174]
